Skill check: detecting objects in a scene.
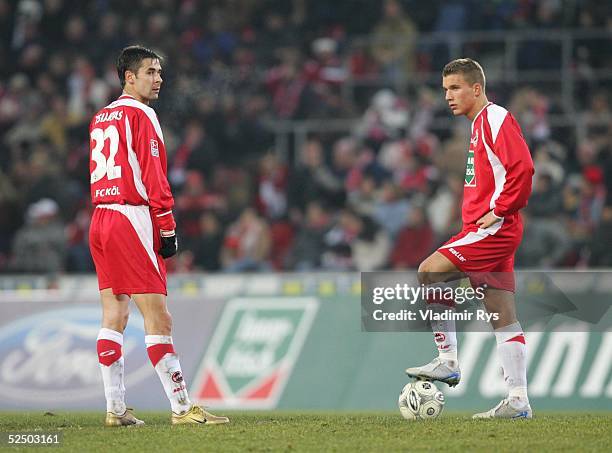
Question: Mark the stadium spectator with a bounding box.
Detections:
[288,200,331,270]
[67,57,110,118]
[572,166,606,237]
[563,167,606,264]
[372,180,411,239]
[531,141,566,187]
[174,171,226,248]
[435,123,472,179]
[288,138,345,213]
[527,171,564,218]
[347,174,379,217]
[265,48,313,119]
[509,87,552,145]
[426,174,463,242]
[585,91,611,140]
[516,212,571,268]
[329,136,358,192]
[589,206,612,266]
[0,0,609,274]
[307,37,347,87]
[221,207,271,272]
[390,205,434,269]
[345,211,391,271]
[370,0,418,82]
[0,168,19,262]
[324,209,390,271]
[65,205,93,272]
[169,120,219,186]
[357,89,409,150]
[10,198,66,273]
[268,217,295,271]
[256,152,288,220]
[191,211,223,272]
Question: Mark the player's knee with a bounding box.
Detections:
[157,311,173,334]
[120,312,129,331]
[103,311,129,333]
[143,309,172,335]
[165,311,173,331]
[417,261,434,285]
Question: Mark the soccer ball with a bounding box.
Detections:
[398,380,445,420]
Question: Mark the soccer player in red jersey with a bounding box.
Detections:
[89,46,228,426]
[405,59,535,419]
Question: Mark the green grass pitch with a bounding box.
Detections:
[1,411,611,452]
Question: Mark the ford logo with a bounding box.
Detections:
[0,307,151,403]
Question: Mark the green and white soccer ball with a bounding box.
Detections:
[398,380,445,420]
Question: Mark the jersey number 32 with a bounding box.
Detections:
[90,125,122,183]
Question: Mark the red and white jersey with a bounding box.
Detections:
[462,102,534,225]
[89,94,175,231]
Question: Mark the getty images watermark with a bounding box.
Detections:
[361,271,612,332]
[371,283,496,323]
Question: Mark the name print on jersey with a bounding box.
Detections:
[95,110,123,124]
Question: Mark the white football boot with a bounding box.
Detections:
[405,357,461,387]
[472,398,533,419]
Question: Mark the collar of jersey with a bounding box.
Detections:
[471,101,493,132]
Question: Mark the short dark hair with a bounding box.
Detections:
[442,58,486,90]
[116,45,163,88]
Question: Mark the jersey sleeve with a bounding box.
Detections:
[133,110,176,231]
[491,113,534,218]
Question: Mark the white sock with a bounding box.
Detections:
[97,328,126,415]
[428,302,458,363]
[494,322,529,406]
[145,335,192,414]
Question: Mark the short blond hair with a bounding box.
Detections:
[443,58,486,90]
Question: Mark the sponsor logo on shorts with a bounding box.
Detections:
[449,247,467,262]
[99,350,116,357]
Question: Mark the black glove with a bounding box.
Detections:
[159,230,178,258]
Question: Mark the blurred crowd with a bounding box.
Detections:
[0,0,611,275]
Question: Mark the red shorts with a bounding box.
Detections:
[437,216,523,292]
[89,204,167,295]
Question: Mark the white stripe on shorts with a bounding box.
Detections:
[439,219,504,250]
[96,204,160,275]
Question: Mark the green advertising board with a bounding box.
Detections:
[191,270,611,411]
